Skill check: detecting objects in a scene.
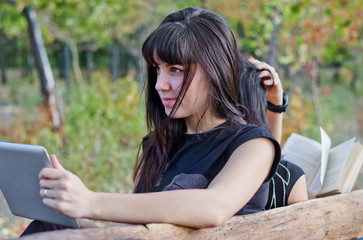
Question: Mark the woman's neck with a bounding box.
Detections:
[185,113,226,134]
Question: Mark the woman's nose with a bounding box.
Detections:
[155,72,170,91]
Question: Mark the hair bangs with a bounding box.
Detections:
[142,22,192,67]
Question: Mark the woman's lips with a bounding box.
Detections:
[161,97,176,107]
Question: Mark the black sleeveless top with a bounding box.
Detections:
[265,159,305,209]
[144,122,281,215]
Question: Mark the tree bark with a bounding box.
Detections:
[85,40,94,84]
[23,6,64,130]
[20,190,363,240]
[0,29,7,85]
[267,18,278,68]
[109,38,120,82]
[62,42,71,93]
[67,38,83,87]
[126,23,147,87]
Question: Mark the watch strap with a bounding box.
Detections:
[267,92,288,113]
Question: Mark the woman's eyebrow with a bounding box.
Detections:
[168,64,184,68]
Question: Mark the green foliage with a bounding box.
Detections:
[0,73,147,193]
[59,75,146,192]
[0,3,27,38]
[282,78,359,147]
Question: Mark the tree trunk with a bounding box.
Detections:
[23,6,64,130]
[125,23,148,87]
[311,57,322,127]
[63,42,71,92]
[20,190,363,240]
[267,19,278,68]
[0,29,7,84]
[109,38,120,82]
[351,44,362,93]
[67,38,83,87]
[12,37,20,68]
[86,40,94,84]
[25,45,35,78]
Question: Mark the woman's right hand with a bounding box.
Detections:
[39,154,94,219]
[248,56,284,143]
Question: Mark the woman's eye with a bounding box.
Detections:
[171,67,182,73]
[154,66,160,74]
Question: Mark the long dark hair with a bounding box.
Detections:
[238,53,270,130]
[133,7,269,193]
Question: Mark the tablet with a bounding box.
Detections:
[0,142,79,228]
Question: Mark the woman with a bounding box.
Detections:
[22,7,281,235]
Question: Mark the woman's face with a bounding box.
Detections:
[154,55,209,121]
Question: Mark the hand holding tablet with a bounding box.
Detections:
[0,142,79,228]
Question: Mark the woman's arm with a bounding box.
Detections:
[248,57,284,143]
[39,138,275,228]
[287,175,308,205]
[267,103,283,144]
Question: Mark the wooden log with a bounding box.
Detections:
[20,190,363,240]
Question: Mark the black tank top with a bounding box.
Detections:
[144,122,281,215]
[265,159,305,209]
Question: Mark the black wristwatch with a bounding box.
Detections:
[267,92,288,113]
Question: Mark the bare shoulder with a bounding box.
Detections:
[231,137,275,160]
[211,137,275,187]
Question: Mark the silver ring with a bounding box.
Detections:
[44,189,49,198]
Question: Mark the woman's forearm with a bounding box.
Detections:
[267,110,283,143]
[266,95,283,143]
[86,139,274,228]
[41,140,273,229]
[87,189,232,228]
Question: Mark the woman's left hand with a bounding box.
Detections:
[248,56,283,105]
[39,154,94,219]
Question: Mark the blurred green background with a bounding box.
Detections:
[0,0,363,238]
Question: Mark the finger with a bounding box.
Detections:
[248,56,261,65]
[249,57,268,69]
[258,70,272,79]
[263,79,274,86]
[258,71,275,86]
[259,68,281,85]
[250,58,277,73]
[40,188,51,198]
[41,188,66,202]
[40,188,53,198]
[39,167,66,180]
[42,197,63,213]
[40,188,46,198]
[39,178,62,189]
[258,64,276,73]
[50,154,65,170]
